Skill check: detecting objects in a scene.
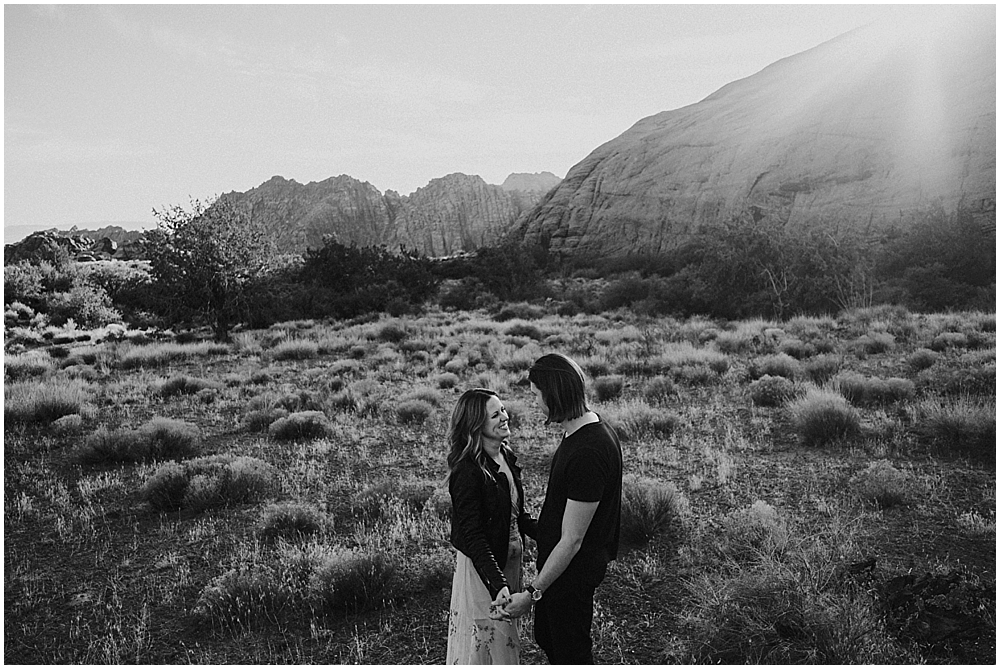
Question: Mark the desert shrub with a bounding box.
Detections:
[619,476,687,545]
[77,417,201,464]
[139,461,189,511]
[44,280,121,328]
[271,338,319,361]
[503,322,543,341]
[142,455,279,512]
[675,364,717,386]
[374,321,409,343]
[309,546,404,614]
[789,389,861,447]
[749,375,798,407]
[604,402,679,442]
[749,353,802,381]
[915,397,995,462]
[930,331,969,352]
[116,341,228,369]
[849,460,918,509]
[714,330,757,354]
[718,501,789,561]
[4,379,89,425]
[4,261,45,305]
[443,358,467,374]
[434,372,460,389]
[805,354,843,384]
[51,413,85,435]
[158,375,222,397]
[4,351,54,381]
[401,387,442,407]
[354,480,435,519]
[592,375,626,402]
[778,338,815,359]
[836,373,915,406]
[396,399,435,425]
[854,332,895,355]
[685,567,894,664]
[268,411,333,442]
[258,501,327,545]
[493,302,544,321]
[582,358,611,378]
[242,407,289,433]
[707,355,731,375]
[423,486,452,521]
[643,375,677,403]
[907,348,940,371]
[194,563,296,629]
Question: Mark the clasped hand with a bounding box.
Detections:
[488,587,533,620]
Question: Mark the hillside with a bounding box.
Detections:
[514,7,996,257]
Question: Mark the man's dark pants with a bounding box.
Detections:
[533,557,608,664]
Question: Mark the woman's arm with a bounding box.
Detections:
[450,465,508,598]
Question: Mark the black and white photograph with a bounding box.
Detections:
[4,3,995,664]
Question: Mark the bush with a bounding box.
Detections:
[493,302,544,321]
[45,279,121,327]
[778,338,815,359]
[592,375,626,402]
[401,387,442,407]
[309,546,403,614]
[258,502,327,545]
[643,375,677,403]
[718,501,789,561]
[242,407,289,433]
[849,460,918,509]
[503,322,543,341]
[194,563,295,629]
[158,375,222,397]
[749,375,798,407]
[51,413,85,435]
[271,338,319,361]
[141,455,280,512]
[930,332,969,352]
[620,476,687,545]
[750,353,803,381]
[907,348,940,371]
[4,379,90,425]
[789,389,861,447]
[836,373,915,406]
[805,354,843,384]
[915,397,995,462]
[396,399,435,425]
[604,402,679,442]
[268,411,333,442]
[854,332,895,355]
[434,372,460,389]
[4,351,54,381]
[353,480,435,519]
[76,417,202,464]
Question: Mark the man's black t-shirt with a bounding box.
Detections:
[536,418,623,570]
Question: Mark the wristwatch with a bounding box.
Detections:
[525,584,543,602]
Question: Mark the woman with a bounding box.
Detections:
[446,388,537,664]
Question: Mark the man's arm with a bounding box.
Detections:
[504,499,598,617]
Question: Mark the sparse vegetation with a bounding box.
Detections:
[4,306,994,665]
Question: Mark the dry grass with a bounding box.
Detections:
[3,306,995,665]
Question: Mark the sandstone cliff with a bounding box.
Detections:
[221,172,552,256]
[515,7,995,257]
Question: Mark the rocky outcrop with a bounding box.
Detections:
[220,172,549,256]
[515,7,995,257]
[392,174,528,256]
[4,231,123,264]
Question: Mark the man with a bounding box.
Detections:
[503,352,623,664]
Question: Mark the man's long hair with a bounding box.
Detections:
[447,388,504,482]
[528,352,589,424]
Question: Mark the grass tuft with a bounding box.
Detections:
[268,411,333,442]
[620,475,687,545]
[788,389,861,447]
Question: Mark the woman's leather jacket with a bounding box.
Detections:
[449,447,537,599]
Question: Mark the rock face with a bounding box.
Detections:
[220,172,552,256]
[4,231,123,264]
[501,172,562,194]
[515,8,995,257]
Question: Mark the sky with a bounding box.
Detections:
[3,3,968,235]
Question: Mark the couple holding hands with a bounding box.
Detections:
[446,353,624,664]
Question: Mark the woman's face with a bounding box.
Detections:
[480,395,511,445]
